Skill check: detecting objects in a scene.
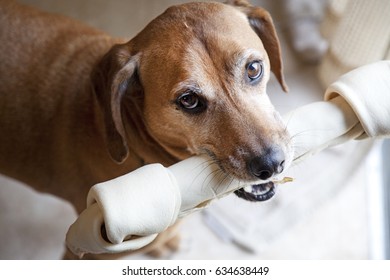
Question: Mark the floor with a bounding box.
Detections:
[0,0,375,259]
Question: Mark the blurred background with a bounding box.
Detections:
[1,0,389,259]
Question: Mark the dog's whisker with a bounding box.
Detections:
[207,169,227,195]
[213,171,235,195]
[187,158,218,189]
[226,176,237,195]
[202,169,221,198]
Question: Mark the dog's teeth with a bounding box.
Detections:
[255,188,267,195]
[235,182,276,202]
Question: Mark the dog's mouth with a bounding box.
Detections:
[202,150,293,202]
[234,182,276,202]
[233,177,293,202]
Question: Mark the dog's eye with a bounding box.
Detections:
[246,61,263,82]
[179,92,199,109]
[177,92,206,113]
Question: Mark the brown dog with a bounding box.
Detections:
[0,0,292,257]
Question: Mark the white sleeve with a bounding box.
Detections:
[66,156,249,256]
[324,60,390,139]
[284,60,390,163]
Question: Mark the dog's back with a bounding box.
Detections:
[0,1,122,208]
[1,1,108,87]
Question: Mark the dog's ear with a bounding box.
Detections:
[93,44,140,163]
[227,0,288,92]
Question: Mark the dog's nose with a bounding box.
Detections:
[249,148,285,180]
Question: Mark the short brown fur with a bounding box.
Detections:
[0,0,292,257]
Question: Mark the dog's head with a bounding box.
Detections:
[94,1,293,200]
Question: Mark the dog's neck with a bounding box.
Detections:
[0,44,178,212]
